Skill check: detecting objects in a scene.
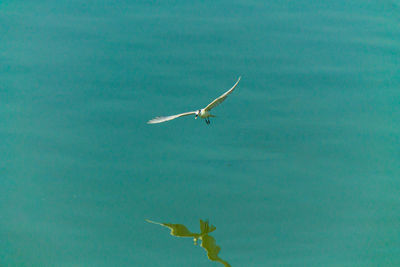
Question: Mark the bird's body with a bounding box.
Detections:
[199,109,209,118]
[147,76,241,125]
[198,109,215,119]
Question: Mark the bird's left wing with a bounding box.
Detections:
[146,219,198,238]
[147,111,196,124]
[204,76,241,112]
[146,219,165,226]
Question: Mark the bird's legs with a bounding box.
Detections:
[205,118,210,125]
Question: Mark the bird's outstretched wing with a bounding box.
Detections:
[146,219,199,238]
[147,111,197,124]
[200,234,231,267]
[204,76,241,112]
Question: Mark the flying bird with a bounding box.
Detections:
[147,76,241,125]
[146,219,231,267]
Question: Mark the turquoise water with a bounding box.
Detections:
[2,0,400,266]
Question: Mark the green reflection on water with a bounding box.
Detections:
[146,219,231,267]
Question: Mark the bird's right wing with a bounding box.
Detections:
[201,235,231,267]
[147,111,197,124]
[204,76,241,112]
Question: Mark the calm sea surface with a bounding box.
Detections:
[1,0,400,266]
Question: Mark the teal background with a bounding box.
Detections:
[1,0,400,266]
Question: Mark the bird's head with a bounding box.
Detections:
[195,109,201,119]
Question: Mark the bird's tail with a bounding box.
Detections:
[209,114,216,118]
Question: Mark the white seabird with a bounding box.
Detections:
[147,76,241,125]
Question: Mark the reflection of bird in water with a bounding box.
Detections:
[146,219,231,267]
